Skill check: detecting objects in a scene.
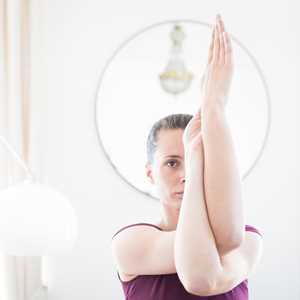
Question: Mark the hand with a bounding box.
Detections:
[182,110,204,155]
[201,14,234,108]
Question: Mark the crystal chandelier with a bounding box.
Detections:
[159,24,193,95]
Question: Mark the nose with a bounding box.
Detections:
[180,167,185,184]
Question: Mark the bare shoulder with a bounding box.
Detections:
[111,221,176,281]
[112,221,162,239]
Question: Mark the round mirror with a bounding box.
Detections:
[95,19,271,201]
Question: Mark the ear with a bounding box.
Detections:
[145,162,155,184]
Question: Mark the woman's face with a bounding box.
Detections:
[145,129,186,209]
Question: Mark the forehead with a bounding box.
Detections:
[155,129,184,157]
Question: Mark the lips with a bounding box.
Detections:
[175,192,184,197]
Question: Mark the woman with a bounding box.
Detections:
[111,14,263,299]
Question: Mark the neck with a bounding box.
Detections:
[157,203,180,231]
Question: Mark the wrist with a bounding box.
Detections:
[201,98,226,113]
[184,147,203,170]
[185,144,202,158]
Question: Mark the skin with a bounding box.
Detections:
[146,14,244,256]
[145,128,187,232]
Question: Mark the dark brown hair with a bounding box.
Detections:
[146,113,193,165]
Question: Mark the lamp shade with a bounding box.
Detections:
[0,180,78,256]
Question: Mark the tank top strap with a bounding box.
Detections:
[245,224,263,237]
[112,222,163,240]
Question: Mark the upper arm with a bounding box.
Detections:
[111,224,213,294]
[111,225,177,276]
[210,230,264,296]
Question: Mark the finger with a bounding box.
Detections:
[200,73,205,89]
[191,112,199,123]
[212,20,219,63]
[218,18,225,64]
[207,26,215,64]
[218,15,225,33]
[223,31,233,65]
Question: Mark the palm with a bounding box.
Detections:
[201,14,234,108]
[182,111,203,152]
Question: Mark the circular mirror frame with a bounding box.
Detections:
[94,19,272,202]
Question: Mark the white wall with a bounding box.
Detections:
[38,0,300,299]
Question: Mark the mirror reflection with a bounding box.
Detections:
[95,19,270,200]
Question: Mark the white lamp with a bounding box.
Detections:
[0,135,78,256]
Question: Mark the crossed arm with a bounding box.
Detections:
[201,103,245,256]
[174,13,263,294]
[174,106,263,296]
[200,15,245,255]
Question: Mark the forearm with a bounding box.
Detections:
[201,102,245,255]
[174,148,222,291]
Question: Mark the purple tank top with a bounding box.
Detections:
[112,223,263,300]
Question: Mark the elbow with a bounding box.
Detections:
[230,232,244,249]
[182,273,217,297]
[218,233,244,255]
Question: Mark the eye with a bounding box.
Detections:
[166,160,178,168]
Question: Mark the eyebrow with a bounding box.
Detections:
[164,155,182,159]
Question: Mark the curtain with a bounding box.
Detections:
[0,0,45,299]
